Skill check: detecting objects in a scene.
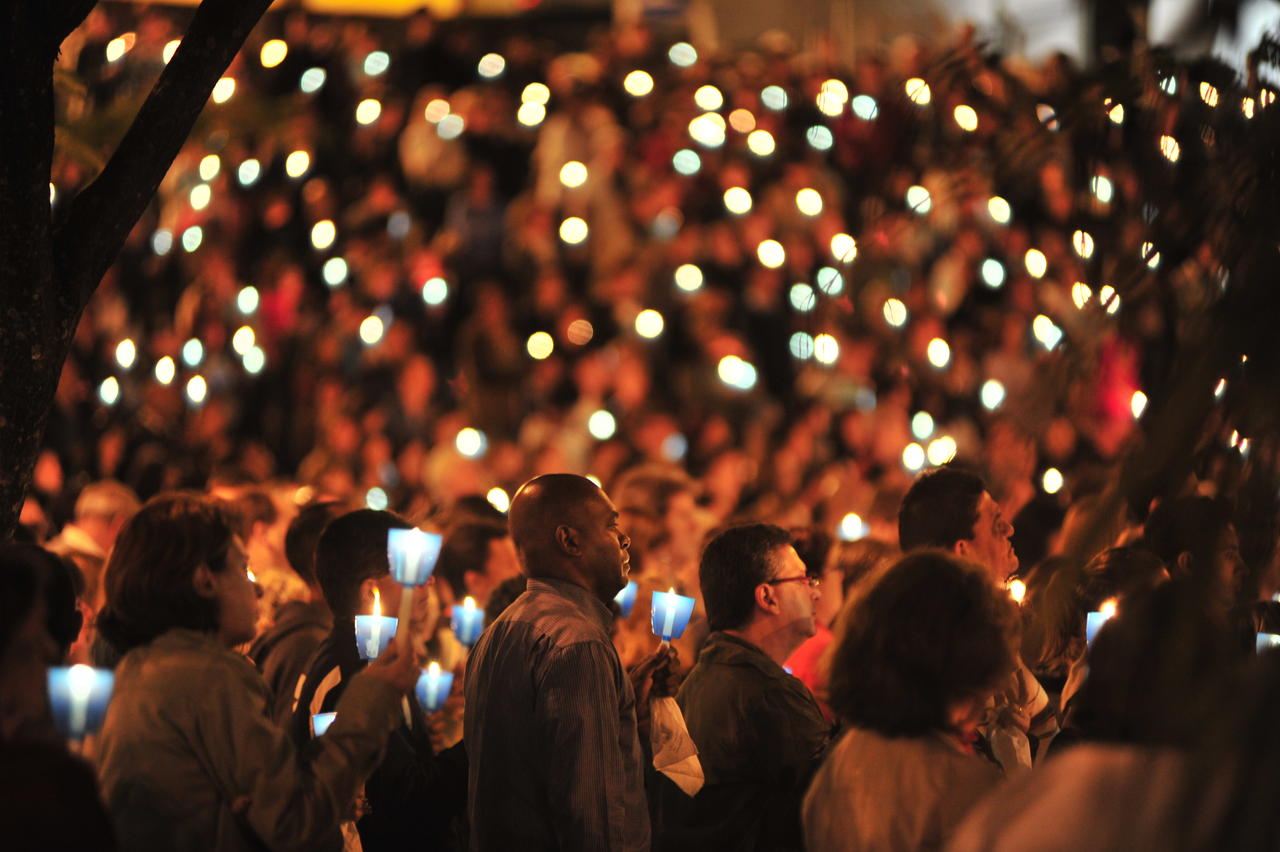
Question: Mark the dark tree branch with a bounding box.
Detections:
[53,0,272,307]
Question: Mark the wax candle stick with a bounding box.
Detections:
[311,712,337,737]
[452,596,485,647]
[47,665,114,741]
[650,587,696,643]
[614,580,638,618]
[389,529,443,650]
[415,661,455,713]
[354,588,399,661]
[1085,598,1118,645]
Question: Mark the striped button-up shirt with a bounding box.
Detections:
[465,576,650,851]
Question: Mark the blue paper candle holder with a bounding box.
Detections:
[311,712,337,737]
[47,665,114,740]
[650,589,696,641]
[355,613,398,660]
[1257,632,1280,654]
[1085,610,1113,645]
[388,529,443,587]
[415,662,455,713]
[614,580,638,618]
[452,597,485,647]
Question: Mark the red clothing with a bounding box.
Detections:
[785,626,835,722]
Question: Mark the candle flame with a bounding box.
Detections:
[1100,598,1117,618]
[68,664,96,702]
[667,587,676,595]
[1008,579,1026,604]
[463,596,476,611]
[373,587,382,617]
[428,661,441,676]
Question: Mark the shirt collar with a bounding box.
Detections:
[526,576,614,633]
[699,631,788,678]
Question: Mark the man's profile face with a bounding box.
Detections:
[575,490,631,600]
[768,545,820,640]
[957,491,1018,584]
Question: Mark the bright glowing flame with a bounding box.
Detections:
[1008,579,1027,603]
[1072,282,1093,309]
[588,410,617,440]
[421,277,448,306]
[728,108,755,133]
[1072,230,1095,259]
[98,377,120,406]
[1025,248,1048,279]
[359,315,385,346]
[186,375,207,405]
[456,427,488,457]
[904,78,931,105]
[757,239,786,268]
[517,103,546,127]
[521,82,550,105]
[911,411,934,440]
[182,339,204,367]
[953,104,978,131]
[198,154,221,182]
[106,33,136,63]
[694,85,724,111]
[1159,135,1181,162]
[795,188,823,216]
[838,513,868,541]
[1199,82,1219,107]
[260,39,288,68]
[364,51,390,76]
[154,356,176,385]
[211,77,236,104]
[1091,175,1113,203]
[1099,598,1117,618]
[830,233,857,263]
[635,309,665,338]
[559,217,589,245]
[668,42,698,67]
[162,39,180,64]
[623,70,654,97]
[285,150,311,178]
[902,442,926,471]
[988,196,1012,224]
[115,339,137,370]
[477,53,506,78]
[717,355,757,390]
[761,85,788,110]
[559,161,588,188]
[487,488,511,513]
[1032,314,1063,350]
[883,298,908,328]
[981,258,1005,289]
[311,220,336,250]
[790,284,816,312]
[927,436,957,466]
[372,587,382,616]
[231,325,255,355]
[724,186,753,215]
[851,94,878,120]
[355,99,382,125]
[926,337,951,368]
[675,264,704,293]
[189,184,211,211]
[905,185,932,215]
[1042,468,1064,494]
[981,379,1005,410]
[1131,390,1148,419]
[527,331,554,360]
[746,129,775,156]
[1107,102,1125,124]
[813,334,839,365]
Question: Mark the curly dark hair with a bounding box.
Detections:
[827,550,1019,737]
[97,493,237,655]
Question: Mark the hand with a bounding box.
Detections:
[364,637,419,694]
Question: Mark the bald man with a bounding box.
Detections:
[465,474,650,851]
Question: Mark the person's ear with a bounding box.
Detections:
[192,562,218,599]
[754,583,782,615]
[357,577,379,610]
[1175,551,1193,577]
[556,525,581,556]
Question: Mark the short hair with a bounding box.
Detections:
[789,527,834,577]
[74,480,140,522]
[2,545,83,657]
[315,509,412,618]
[224,490,278,539]
[97,493,236,655]
[485,575,527,623]
[699,524,793,632]
[437,523,508,599]
[898,468,986,552]
[827,550,1018,737]
[284,502,341,587]
[1143,496,1234,576]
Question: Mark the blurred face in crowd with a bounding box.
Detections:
[765,545,820,642]
[576,489,632,601]
[956,492,1018,584]
[211,537,260,647]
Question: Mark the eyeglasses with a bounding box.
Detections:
[765,575,821,589]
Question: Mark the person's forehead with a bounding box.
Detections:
[775,544,805,575]
[977,491,1001,519]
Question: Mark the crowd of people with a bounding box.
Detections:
[6,0,1280,849]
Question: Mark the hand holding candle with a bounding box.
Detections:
[355,587,399,661]
[415,661,455,713]
[452,596,485,647]
[47,664,114,741]
[650,588,696,644]
[388,529,443,650]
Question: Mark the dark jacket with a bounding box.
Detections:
[249,599,331,725]
[292,618,467,851]
[658,632,832,852]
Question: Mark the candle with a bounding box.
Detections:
[451,596,485,647]
[415,661,455,713]
[47,665,114,740]
[389,529,443,649]
[354,587,399,660]
[1007,578,1026,604]
[311,712,337,737]
[1085,598,1118,645]
[614,580,638,618]
[650,587,696,642]
[1257,633,1280,654]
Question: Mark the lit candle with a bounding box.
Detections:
[354,587,399,661]
[415,661,455,713]
[388,529,442,649]
[614,580,638,618]
[1085,598,1118,645]
[47,664,114,740]
[311,712,337,737]
[1007,579,1026,605]
[1257,632,1280,654]
[451,596,485,647]
[650,587,696,643]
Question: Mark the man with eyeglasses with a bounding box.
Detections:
[655,524,831,852]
